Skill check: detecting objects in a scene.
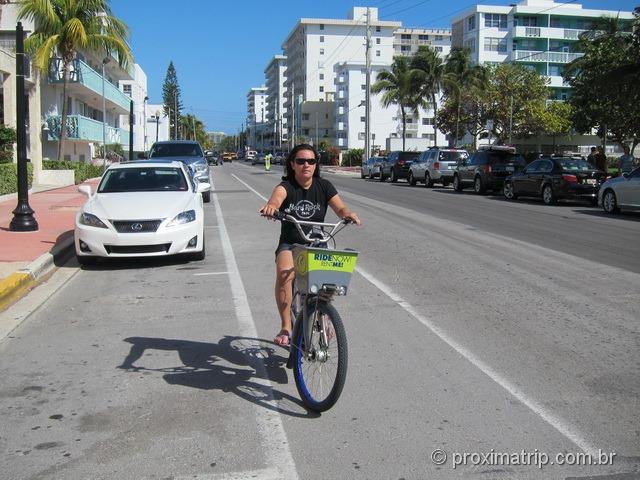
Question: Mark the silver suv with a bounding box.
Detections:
[409,147,469,187]
[149,140,211,202]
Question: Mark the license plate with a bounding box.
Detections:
[506,165,514,172]
[585,179,596,185]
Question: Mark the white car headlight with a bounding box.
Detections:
[79,212,108,229]
[194,163,207,173]
[167,210,196,227]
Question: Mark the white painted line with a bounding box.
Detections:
[212,187,299,480]
[356,264,599,456]
[193,272,229,276]
[234,173,601,457]
[175,467,282,480]
[232,174,268,202]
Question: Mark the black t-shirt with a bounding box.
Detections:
[278,177,338,245]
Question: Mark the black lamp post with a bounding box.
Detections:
[10,22,38,232]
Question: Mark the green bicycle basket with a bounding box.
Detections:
[293,245,359,295]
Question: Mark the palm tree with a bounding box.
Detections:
[371,55,416,150]
[443,48,488,146]
[410,46,444,147]
[18,0,132,161]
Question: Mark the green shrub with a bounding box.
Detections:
[0,125,17,164]
[0,162,33,195]
[43,160,103,184]
[343,149,364,167]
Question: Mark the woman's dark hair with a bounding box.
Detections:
[282,144,321,182]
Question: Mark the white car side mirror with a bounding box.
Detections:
[197,182,210,193]
[78,185,92,197]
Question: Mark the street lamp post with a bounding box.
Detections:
[155,111,160,143]
[101,57,110,171]
[143,95,148,152]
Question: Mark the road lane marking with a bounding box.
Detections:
[232,174,268,201]
[175,468,282,479]
[212,184,299,480]
[231,172,601,457]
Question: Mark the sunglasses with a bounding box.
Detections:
[294,158,317,165]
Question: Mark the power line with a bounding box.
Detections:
[382,0,435,18]
[377,0,411,11]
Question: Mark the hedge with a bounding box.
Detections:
[0,162,33,195]
[43,160,103,184]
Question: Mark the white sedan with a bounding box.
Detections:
[74,160,208,265]
[598,167,640,214]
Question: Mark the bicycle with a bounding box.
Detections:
[270,212,358,412]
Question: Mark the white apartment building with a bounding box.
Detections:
[282,7,400,146]
[146,103,170,147]
[264,55,288,151]
[119,63,148,156]
[393,28,451,58]
[451,0,635,103]
[246,86,267,150]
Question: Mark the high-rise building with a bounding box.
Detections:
[246,86,267,150]
[119,64,148,156]
[393,28,452,58]
[264,55,288,151]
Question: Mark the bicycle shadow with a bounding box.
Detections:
[118,335,319,418]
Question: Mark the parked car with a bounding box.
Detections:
[148,140,211,202]
[361,156,385,179]
[205,150,222,166]
[503,155,606,205]
[74,160,207,265]
[409,147,469,187]
[222,152,236,162]
[453,145,526,194]
[598,166,640,214]
[252,152,266,165]
[273,151,286,165]
[379,151,420,182]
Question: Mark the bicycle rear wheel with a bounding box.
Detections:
[292,301,347,412]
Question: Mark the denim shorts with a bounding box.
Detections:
[274,242,295,260]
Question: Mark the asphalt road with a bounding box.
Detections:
[0,161,638,480]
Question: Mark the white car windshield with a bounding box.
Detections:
[98,167,189,193]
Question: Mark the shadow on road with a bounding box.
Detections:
[118,335,319,418]
[78,255,203,271]
[573,209,640,222]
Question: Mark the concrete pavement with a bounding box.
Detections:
[0,179,99,312]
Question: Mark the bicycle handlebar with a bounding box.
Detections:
[268,211,352,244]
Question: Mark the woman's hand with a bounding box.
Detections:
[259,203,279,219]
[342,211,362,225]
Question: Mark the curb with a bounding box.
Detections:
[0,233,75,312]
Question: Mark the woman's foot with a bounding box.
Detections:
[273,329,291,346]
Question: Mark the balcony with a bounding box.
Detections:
[48,58,131,112]
[544,75,571,88]
[513,26,586,41]
[338,90,346,99]
[512,50,583,64]
[397,123,418,135]
[45,114,130,145]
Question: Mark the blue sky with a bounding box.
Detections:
[111,0,637,135]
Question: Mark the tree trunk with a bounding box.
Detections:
[455,94,461,148]
[401,106,406,151]
[58,59,71,161]
[431,93,438,148]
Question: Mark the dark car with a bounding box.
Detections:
[453,146,526,194]
[148,140,211,202]
[379,151,420,183]
[503,155,606,205]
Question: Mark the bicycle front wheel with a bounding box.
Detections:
[293,301,347,412]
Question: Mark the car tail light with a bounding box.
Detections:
[433,162,440,170]
[562,174,578,183]
[483,164,492,174]
[398,160,405,165]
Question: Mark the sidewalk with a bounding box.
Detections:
[0,179,99,311]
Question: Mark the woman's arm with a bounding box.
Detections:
[328,194,362,225]
[259,185,288,217]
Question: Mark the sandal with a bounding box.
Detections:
[273,329,291,346]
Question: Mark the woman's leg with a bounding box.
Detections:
[274,249,295,344]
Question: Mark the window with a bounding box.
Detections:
[484,37,507,52]
[419,34,429,40]
[320,24,324,30]
[376,50,380,57]
[463,39,475,53]
[435,35,443,41]
[376,26,381,32]
[123,84,132,97]
[358,132,365,140]
[376,38,381,44]
[421,134,435,140]
[304,129,309,135]
[320,49,324,55]
[302,113,310,121]
[320,35,325,43]
[319,73,324,80]
[401,34,411,40]
[548,64,561,76]
[319,86,324,92]
[360,116,366,122]
[516,16,538,27]
[435,46,443,52]
[361,84,366,90]
[401,45,411,52]
[422,117,434,125]
[467,15,476,31]
[485,13,507,29]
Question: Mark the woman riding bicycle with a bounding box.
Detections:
[259,144,361,346]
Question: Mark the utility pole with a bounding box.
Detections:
[364,7,372,160]
[291,82,295,148]
[192,114,196,140]
[315,112,319,147]
[174,92,178,140]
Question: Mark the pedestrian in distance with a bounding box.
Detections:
[594,146,608,176]
[617,145,636,175]
[258,144,361,346]
[586,146,597,168]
